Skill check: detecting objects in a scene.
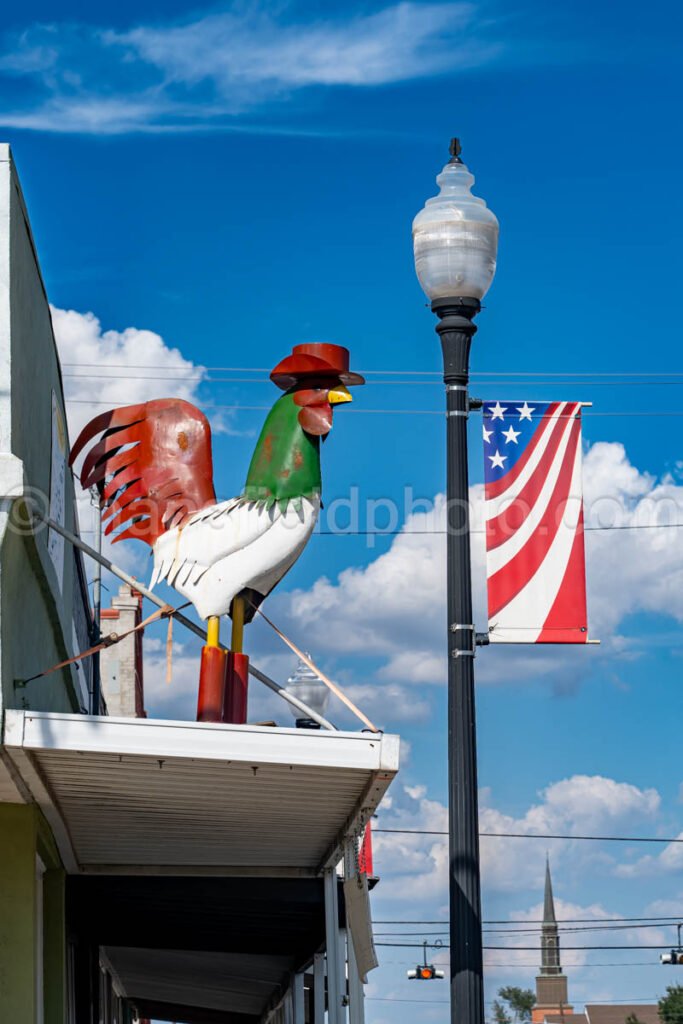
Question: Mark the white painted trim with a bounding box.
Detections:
[4,710,400,775]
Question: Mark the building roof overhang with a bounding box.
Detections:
[1,710,399,876]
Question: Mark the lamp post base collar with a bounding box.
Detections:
[431,296,481,320]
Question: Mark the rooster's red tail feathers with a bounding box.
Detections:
[69,399,216,546]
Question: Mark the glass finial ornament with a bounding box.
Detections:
[285,655,330,728]
[412,138,499,302]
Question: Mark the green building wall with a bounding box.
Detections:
[0,804,66,1022]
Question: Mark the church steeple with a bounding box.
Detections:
[532,859,573,1024]
[543,857,557,925]
[541,856,561,975]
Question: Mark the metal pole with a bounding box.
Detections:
[313,952,325,1024]
[433,296,484,1024]
[347,930,365,1024]
[89,488,102,715]
[324,866,346,1024]
[29,508,336,731]
[343,838,365,1024]
[291,972,305,1024]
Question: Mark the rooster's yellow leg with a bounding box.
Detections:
[206,616,220,648]
[231,597,245,654]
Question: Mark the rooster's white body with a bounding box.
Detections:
[150,496,320,619]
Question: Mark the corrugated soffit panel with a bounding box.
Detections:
[105,946,293,1016]
[36,749,374,867]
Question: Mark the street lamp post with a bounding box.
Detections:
[412,139,499,1024]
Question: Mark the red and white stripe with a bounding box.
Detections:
[485,402,588,644]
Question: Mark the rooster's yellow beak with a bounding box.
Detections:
[328,385,353,405]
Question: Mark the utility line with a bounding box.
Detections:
[376,921,683,929]
[60,368,683,385]
[62,398,683,418]
[376,924,678,936]
[60,372,683,387]
[384,961,665,968]
[375,829,683,842]
[376,943,675,950]
[312,524,683,535]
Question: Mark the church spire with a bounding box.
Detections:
[532,859,572,1024]
[541,857,561,976]
[543,855,557,927]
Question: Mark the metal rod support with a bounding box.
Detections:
[29,508,336,731]
[433,295,484,1024]
[90,488,102,716]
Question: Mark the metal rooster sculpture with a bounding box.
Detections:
[70,343,364,722]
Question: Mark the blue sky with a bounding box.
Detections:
[3,1,683,1021]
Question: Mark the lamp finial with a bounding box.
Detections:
[449,137,463,163]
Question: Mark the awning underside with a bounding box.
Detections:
[71,875,331,1024]
[2,711,399,874]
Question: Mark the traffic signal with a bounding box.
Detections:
[661,951,683,964]
[407,965,445,980]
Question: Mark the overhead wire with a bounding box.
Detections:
[376,943,676,950]
[62,398,683,418]
[58,363,683,379]
[375,924,679,936]
[375,829,683,842]
[376,921,683,929]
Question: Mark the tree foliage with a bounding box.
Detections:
[659,985,683,1024]
[493,1000,513,1024]
[496,987,536,1023]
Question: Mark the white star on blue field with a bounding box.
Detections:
[483,401,550,480]
[3,1,683,1020]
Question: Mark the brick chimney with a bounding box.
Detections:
[100,584,147,718]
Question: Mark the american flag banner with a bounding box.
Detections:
[483,401,588,644]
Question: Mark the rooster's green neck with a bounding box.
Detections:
[242,392,322,508]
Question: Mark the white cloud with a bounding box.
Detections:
[373,774,660,905]
[51,305,207,442]
[51,305,212,573]
[109,3,489,92]
[615,831,683,878]
[0,4,503,134]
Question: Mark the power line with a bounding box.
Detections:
[60,371,683,389]
[58,362,683,380]
[385,960,666,968]
[312,523,683,535]
[377,943,674,950]
[62,398,683,418]
[376,924,677,937]
[367,997,450,1004]
[376,829,683,842]
[376,921,683,929]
